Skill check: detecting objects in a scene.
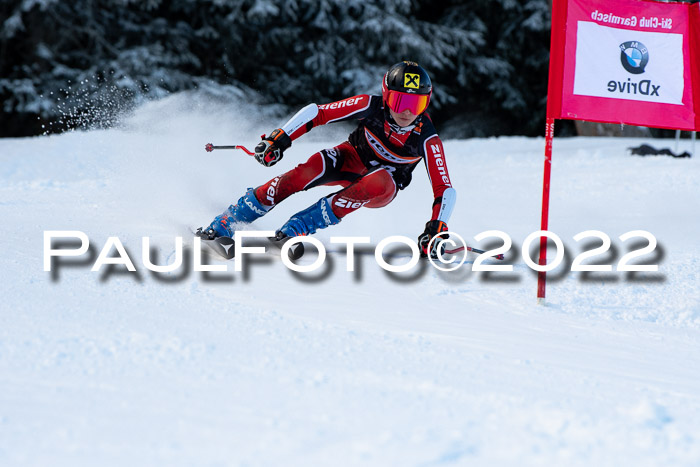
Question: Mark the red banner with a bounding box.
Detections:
[548,0,700,130]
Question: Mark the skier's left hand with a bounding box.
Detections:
[255,129,292,167]
[418,220,449,259]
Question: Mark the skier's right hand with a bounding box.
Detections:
[255,129,292,167]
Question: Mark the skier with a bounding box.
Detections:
[197,61,456,259]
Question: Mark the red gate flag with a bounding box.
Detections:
[548,0,700,130]
[538,0,700,303]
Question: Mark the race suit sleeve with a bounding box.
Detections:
[423,134,456,222]
[281,95,375,141]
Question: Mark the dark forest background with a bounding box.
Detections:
[2,0,554,138]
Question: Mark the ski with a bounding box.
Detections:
[194,227,236,260]
[193,227,503,262]
[266,235,306,261]
[444,245,505,260]
[193,227,304,261]
[323,244,505,261]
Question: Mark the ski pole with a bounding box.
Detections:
[444,245,505,260]
[204,143,254,155]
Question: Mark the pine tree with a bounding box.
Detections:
[0,0,552,137]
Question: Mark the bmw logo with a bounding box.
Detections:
[619,41,649,74]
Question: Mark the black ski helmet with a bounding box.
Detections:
[382,61,432,115]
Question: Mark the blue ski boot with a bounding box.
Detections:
[198,187,271,240]
[275,197,341,239]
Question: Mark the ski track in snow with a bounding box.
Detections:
[0,93,699,466]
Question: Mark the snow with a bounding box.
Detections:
[1,92,699,466]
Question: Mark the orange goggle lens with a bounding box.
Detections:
[385,90,430,115]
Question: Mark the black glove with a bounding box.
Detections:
[255,128,292,167]
[417,220,449,259]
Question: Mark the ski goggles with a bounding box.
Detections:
[384,90,431,115]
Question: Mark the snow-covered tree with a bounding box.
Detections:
[0,0,551,137]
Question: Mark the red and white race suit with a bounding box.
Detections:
[254,94,456,221]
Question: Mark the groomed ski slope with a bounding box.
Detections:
[1,93,699,466]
